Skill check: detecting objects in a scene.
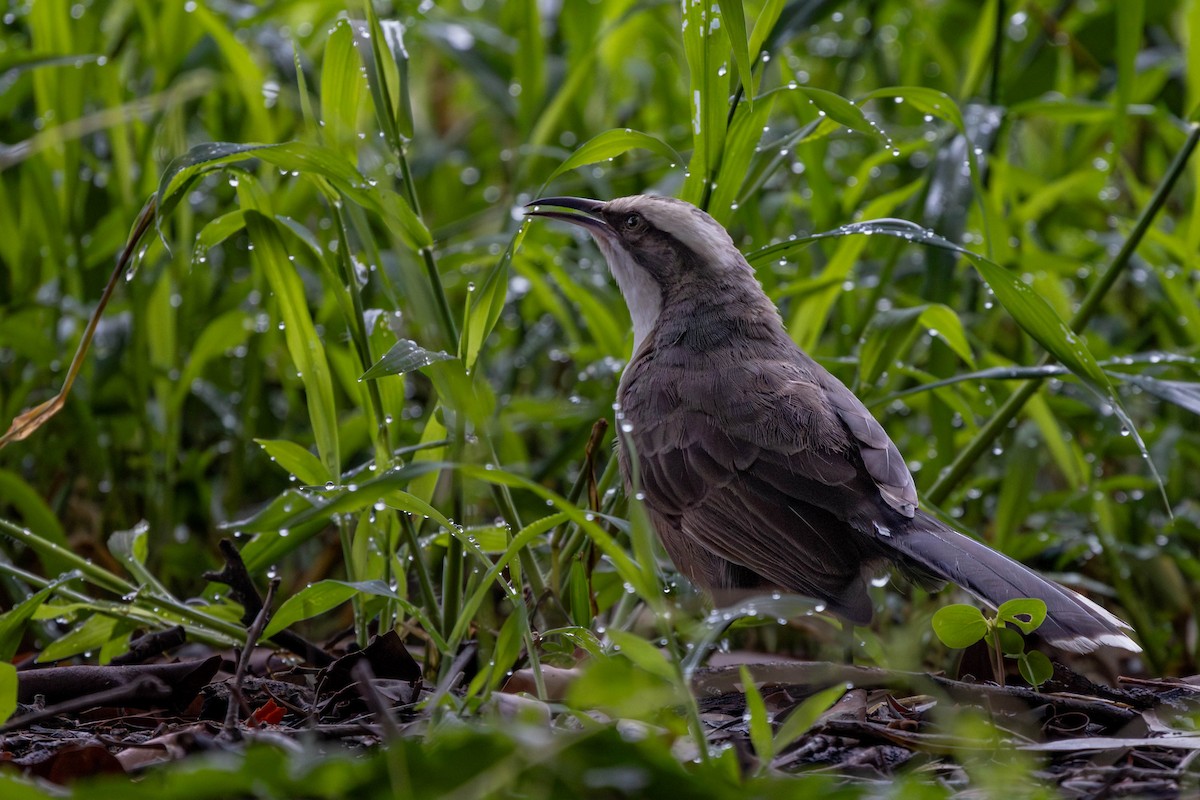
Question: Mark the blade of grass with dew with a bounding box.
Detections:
[608,630,676,683]
[747,0,785,69]
[0,555,245,646]
[461,223,529,372]
[740,665,774,767]
[233,466,525,618]
[857,303,975,390]
[360,4,414,144]
[242,208,340,481]
[862,86,989,223]
[0,575,79,661]
[772,683,849,755]
[0,520,132,597]
[540,128,684,189]
[458,464,659,604]
[448,512,569,647]
[680,0,731,207]
[775,183,922,350]
[232,459,446,529]
[37,613,129,664]
[708,91,776,226]
[107,523,172,598]
[363,339,455,379]
[716,0,752,108]
[192,209,250,257]
[1115,0,1146,148]
[264,579,447,652]
[796,87,887,140]
[320,20,366,155]
[156,141,431,251]
[511,0,546,134]
[256,439,330,487]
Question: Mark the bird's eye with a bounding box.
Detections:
[623,213,642,231]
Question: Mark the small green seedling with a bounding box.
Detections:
[931,598,1053,688]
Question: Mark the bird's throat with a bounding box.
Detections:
[595,238,664,354]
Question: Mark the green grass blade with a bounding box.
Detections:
[0,662,15,724]
[772,683,847,753]
[462,224,528,371]
[716,0,752,106]
[358,5,414,143]
[740,665,774,766]
[1115,0,1146,143]
[256,439,330,487]
[362,339,454,380]
[709,93,776,225]
[541,128,683,189]
[244,211,340,480]
[512,0,546,133]
[0,577,77,661]
[156,141,431,250]
[680,0,731,207]
[320,20,365,154]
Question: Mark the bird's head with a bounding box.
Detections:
[525,194,750,350]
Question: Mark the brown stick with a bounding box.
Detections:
[223,578,279,736]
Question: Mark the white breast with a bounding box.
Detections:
[592,237,663,354]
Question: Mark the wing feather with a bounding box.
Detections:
[816,372,917,516]
[621,349,914,621]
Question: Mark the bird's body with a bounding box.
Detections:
[527,194,1139,654]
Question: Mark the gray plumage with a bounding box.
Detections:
[526,194,1139,654]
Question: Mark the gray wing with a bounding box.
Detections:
[815,370,917,517]
[629,359,915,623]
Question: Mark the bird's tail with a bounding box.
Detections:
[889,511,1140,654]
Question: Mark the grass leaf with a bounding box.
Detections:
[609,630,676,683]
[680,0,731,206]
[245,210,341,480]
[256,439,331,486]
[716,0,752,106]
[740,665,774,766]
[773,682,847,753]
[362,339,454,380]
[0,661,15,724]
[320,21,365,153]
[542,128,683,188]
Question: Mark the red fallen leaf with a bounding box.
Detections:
[250,698,286,725]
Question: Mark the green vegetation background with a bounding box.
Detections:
[1,0,1198,795]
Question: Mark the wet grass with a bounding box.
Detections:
[1,0,1198,795]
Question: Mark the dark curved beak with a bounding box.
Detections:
[524,196,612,236]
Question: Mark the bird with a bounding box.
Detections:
[524,193,1140,654]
